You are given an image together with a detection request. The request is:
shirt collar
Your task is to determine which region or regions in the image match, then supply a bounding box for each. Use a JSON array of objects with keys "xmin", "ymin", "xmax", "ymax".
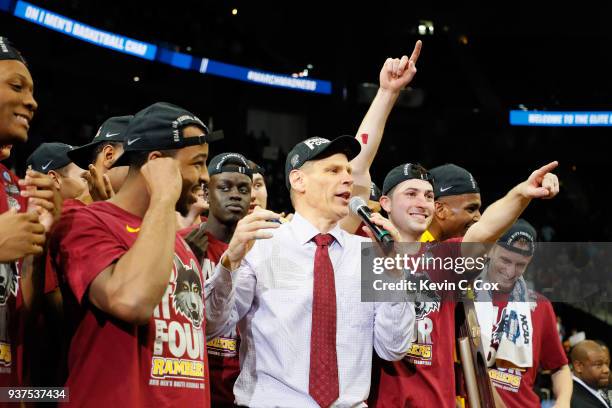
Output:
[{"xmin": 290, "ymin": 212, "xmax": 345, "ymax": 248}]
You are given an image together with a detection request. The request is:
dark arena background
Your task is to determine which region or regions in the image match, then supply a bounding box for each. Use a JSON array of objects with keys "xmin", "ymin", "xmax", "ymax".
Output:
[{"xmin": 1, "ymin": 0, "xmax": 611, "ymax": 405}]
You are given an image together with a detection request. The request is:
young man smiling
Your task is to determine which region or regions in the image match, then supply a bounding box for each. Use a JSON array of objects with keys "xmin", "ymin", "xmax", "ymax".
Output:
[
  {"xmin": 370, "ymin": 161, "xmax": 560, "ymax": 407},
  {"xmin": 0, "ymin": 36, "xmax": 62, "ymax": 391},
  {"xmin": 51, "ymin": 102, "xmax": 227, "ymax": 406},
  {"xmin": 474, "ymin": 219, "xmax": 571, "ymax": 408},
  {"xmin": 421, "ymin": 164, "xmax": 482, "ymax": 243}
]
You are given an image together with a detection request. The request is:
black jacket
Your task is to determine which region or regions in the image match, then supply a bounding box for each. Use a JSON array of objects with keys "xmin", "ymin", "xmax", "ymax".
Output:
[{"xmin": 571, "ymin": 378, "xmax": 609, "ymax": 408}]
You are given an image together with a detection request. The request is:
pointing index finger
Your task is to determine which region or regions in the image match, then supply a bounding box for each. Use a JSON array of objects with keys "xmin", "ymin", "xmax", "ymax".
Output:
[
  {"xmin": 409, "ymin": 40, "xmax": 422, "ymax": 64},
  {"xmin": 533, "ymin": 161, "xmax": 559, "ymax": 177}
]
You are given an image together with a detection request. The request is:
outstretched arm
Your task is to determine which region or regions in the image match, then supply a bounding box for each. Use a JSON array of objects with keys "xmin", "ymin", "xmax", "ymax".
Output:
[
  {"xmin": 342, "ymin": 41, "xmax": 422, "ymax": 233},
  {"xmin": 464, "ymin": 161, "xmax": 559, "ymax": 244}
]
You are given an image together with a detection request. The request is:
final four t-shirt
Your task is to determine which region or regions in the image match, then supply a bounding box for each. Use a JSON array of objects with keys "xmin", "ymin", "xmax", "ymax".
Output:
[
  {"xmin": 201, "ymin": 233, "xmax": 238, "ymax": 407},
  {"xmin": 369, "ymin": 238, "xmax": 463, "ymax": 408},
  {"xmin": 52, "ymin": 201, "xmax": 210, "ymax": 406},
  {"xmin": 179, "ymin": 225, "xmax": 238, "ymax": 407},
  {"xmin": 489, "ymin": 296, "xmax": 567, "ymax": 408}
]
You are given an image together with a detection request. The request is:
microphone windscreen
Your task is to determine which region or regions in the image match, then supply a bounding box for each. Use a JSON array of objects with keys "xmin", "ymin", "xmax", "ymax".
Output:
[{"xmin": 349, "ymin": 196, "xmax": 368, "ymax": 215}]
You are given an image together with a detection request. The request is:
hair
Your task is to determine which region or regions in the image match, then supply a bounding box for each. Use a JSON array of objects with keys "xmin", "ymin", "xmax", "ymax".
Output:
[
  {"xmin": 247, "ymin": 160, "xmax": 259, "ymax": 173},
  {"xmin": 287, "ymin": 161, "xmax": 315, "ymax": 205},
  {"xmin": 90, "ymin": 141, "xmax": 123, "ymax": 165},
  {"xmin": 127, "ymin": 148, "xmax": 179, "ymax": 172},
  {"xmin": 51, "ymin": 165, "xmax": 71, "ymax": 178}
]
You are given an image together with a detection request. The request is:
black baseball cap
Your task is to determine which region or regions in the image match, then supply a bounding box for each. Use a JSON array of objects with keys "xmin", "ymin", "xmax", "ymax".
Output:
[
  {"xmin": 285, "ymin": 136, "xmax": 360, "ymax": 189},
  {"xmin": 112, "ymin": 102, "xmax": 223, "ymax": 168},
  {"xmin": 430, "ymin": 164, "xmax": 479, "ymax": 199},
  {"xmin": 26, "ymin": 142, "xmax": 75, "ymax": 173},
  {"xmin": 209, "ymin": 152, "xmax": 253, "ymax": 179},
  {"xmin": 498, "ymin": 219, "xmax": 537, "ymax": 256},
  {"xmin": 370, "ymin": 182, "xmax": 382, "ymax": 202},
  {"xmin": 0, "ymin": 36, "xmax": 26, "ymax": 64},
  {"xmin": 67, "ymin": 115, "xmax": 133, "ymax": 169},
  {"xmin": 382, "ymin": 163, "xmax": 434, "ymax": 195}
]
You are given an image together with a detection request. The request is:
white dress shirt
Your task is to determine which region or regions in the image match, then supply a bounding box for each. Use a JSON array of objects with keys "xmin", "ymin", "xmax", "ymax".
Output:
[{"xmin": 206, "ymin": 212, "xmax": 415, "ymax": 408}]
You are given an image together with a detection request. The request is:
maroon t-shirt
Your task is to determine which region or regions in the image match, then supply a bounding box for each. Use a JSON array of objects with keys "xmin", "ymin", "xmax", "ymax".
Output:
[
  {"xmin": 62, "ymin": 198, "xmax": 86, "ymax": 212},
  {"xmin": 489, "ymin": 296, "xmax": 567, "ymax": 408},
  {"xmin": 52, "ymin": 201, "xmax": 210, "ymax": 406},
  {"xmin": 354, "ymin": 221, "xmax": 369, "ymax": 238},
  {"xmin": 369, "ymin": 238, "xmax": 463, "ymax": 408},
  {"xmin": 179, "ymin": 225, "xmax": 239, "ymax": 407},
  {"xmin": 0, "ymin": 164, "xmax": 27, "ymax": 392},
  {"xmin": 44, "ymin": 199, "xmax": 87, "ymax": 294}
]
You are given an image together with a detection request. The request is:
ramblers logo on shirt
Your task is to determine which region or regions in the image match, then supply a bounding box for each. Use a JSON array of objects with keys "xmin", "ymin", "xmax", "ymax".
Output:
[
  {"xmin": 171, "ymin": 256, "xmax": 204, "ymax": 329},
  {"xmin": 0, "ymin": 263, "xmax": 18, "ymax": 306},
  {"xmin": 407, "ymin": 262, "xmax": 441, "ymax": 366},
  {"xmin": 407, "ymin": 298, "xmax": 439, "ymax": 365},
  {"xmin": 0, "ymin": 262, "xmax": 18, "ymax": 368},
  {"xmin": 413, "ymin": 269, "xmax": 441, "ymax": 321},
  {"xmin": 489, "ymin": 367, "xmax": 524, "ymax": 392},
  {"xmin": 150, "ymin": 255, "xmax": 206, "ymax": 388}
]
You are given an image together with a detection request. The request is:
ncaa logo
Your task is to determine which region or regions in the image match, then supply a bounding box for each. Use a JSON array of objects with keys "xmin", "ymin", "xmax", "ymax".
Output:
[{"xmin": 303, "ymin": 137, "xmax": 329, "ymax": 150}]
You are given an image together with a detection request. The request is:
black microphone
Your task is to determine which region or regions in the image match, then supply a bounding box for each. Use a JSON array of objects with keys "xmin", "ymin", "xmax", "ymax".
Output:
[{"xmin": 349, "ymin": 197, "xmax": 394, "ymax": 243}]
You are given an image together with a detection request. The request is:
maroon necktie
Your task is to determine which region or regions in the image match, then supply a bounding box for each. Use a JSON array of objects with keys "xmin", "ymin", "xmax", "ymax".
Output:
[{"xmin": 309, "ymin": 233, "xmax": 339, "ymax": 408}]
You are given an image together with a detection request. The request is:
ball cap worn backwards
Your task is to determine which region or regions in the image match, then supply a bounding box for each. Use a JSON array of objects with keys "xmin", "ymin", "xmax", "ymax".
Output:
[
  {"xmin": 0, "ymin": 36, "xmax": 26, "ymax": 63},
  {"xmin": 498, "ymin": 218, "xmax": 537, "ymax": 257},
  {"xmin": 112, "ymin": 102, "xmax": 223, "ymax": 168},
  {"xmin": 67, "ymin": 115, "xmax": 133, "ymax": 169},
  {"xmin": 208, "ymin": 152, "xmax": 253, "ymax": 179}
]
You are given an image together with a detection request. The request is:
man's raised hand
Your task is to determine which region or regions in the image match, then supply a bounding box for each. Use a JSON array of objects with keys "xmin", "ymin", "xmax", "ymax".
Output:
[
  {"xmin": 520, "ymin": 161, "xmax": 560, "ymax": 200},
  {"xmin": 82, "ymin": 164, "xmax": 114, "ymax": 202},
  {"xmin": 380, "ymin": 40, "xmax": 422, "ymax": 92},
  {"xmin": 19, "ymin": 169, "xmax": 62, "ymax": 232},
  {"xmin": 223, "ymin": 206, "xmax": 281, "ymax": 271},
  {"xmin": 140, "ymin": 157, "xmax": 182, "ymax": 205}
]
